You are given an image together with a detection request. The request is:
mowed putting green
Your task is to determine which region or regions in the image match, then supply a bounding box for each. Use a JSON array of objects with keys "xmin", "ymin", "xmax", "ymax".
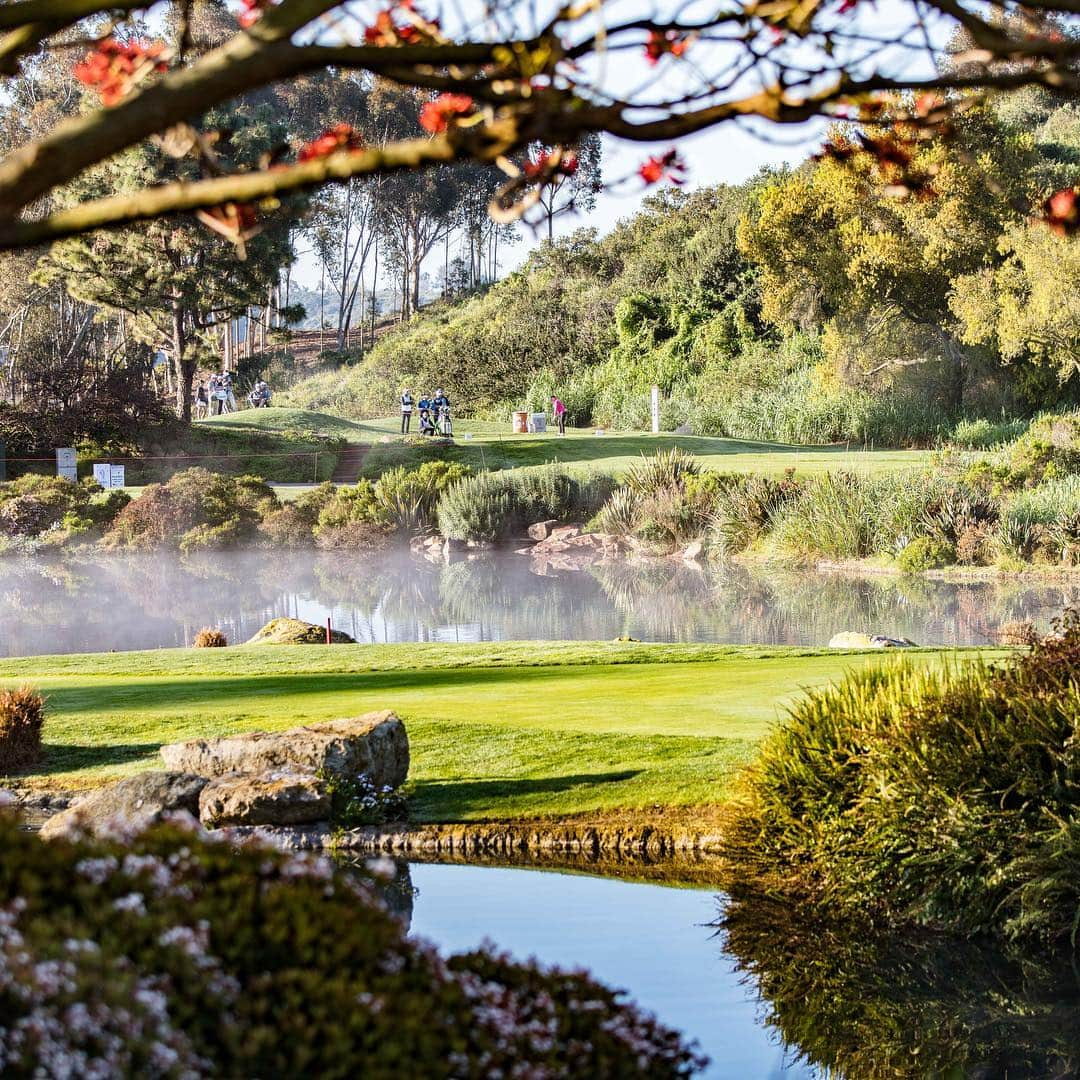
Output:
[{"xmin": 0, "ymin": 642, "xmax": 999, "ymax": 822}]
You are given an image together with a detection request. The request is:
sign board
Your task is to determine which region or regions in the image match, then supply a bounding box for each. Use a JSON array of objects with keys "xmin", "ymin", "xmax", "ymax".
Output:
[
  {"xmin": 56, "ymin": 447, "xmax": 77, "ymax": 482},
  {"xmin": 93, "ymin": 463, "xmax": 126, "ymax": 489},
  {"xmin": 650, "ymin": 385, "xmax": 660, "ymax": 435}
]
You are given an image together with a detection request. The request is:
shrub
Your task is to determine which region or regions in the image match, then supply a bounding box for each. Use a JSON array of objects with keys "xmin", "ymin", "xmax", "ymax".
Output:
[
  {"xmin": 178, "ymin": 517, "xmax": 244, "ymax": 555},
  {"xmin": 0, "ymin": 475, "xmax": 94, "ymax": 537},
  {"xmin": 767, "ymin": 471, "xmax": 949, "ymax": 561},
  {"xmin": 623, "ymin": 448, "xmax": 700, "ymax": 498},
  {"xmin": 708, "ymin": 473, "xmax": 802, "ymax": 555},
  {"xmin": 592, "ymin": 486, "xmax": 640, "ymax": 536},
  {"xmin": 0, "ymin": 813, "xmax": 705, "ymax": 1076},
  {"xmin": 896, "ymin": 536, "xmax": 956, "ymax": 573},
  {"xmin": 724, "ymin": 613, "xmax": 1080, "ymax": 945},
  {"xmin": 261, "ymin": 481, "xmax": 337, "ymax": 547},
  {"xmin": 996, "ymin": 477, "xmax": 1080, "ymax": 562},
  {"xmin": 373, "ymin": 460, "xmax": 471, "ymax": 534},
  {"xmin": 949, "ymin": 415, "xmax": 1029, "ymax": 449},
  {"xmin": 314, "ymin": 519, "xmax": 393, "ymax": 551},
  {"xmin": 437, "ymin": 466, "xmax": 611, "ymax": 542},
  {"xmin": 323, "ymin": 771, "xmax": 408, "ymax": 826},
  {"xmin": 0, "ymin": 685, "xmax": 45, "ymax": 772},
  {"xmin": 192, "ymin": 627, "xmax": 228, "ymax": 648},
  {"xmin": 105, "ymin": 468, "xmax": 280, "ymax": 550}
]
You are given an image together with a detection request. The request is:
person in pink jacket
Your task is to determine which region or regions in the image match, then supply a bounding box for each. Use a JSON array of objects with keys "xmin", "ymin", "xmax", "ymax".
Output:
[{"xmin": 551, "ymin": 395, "xmax": 567, "ymax": 436}]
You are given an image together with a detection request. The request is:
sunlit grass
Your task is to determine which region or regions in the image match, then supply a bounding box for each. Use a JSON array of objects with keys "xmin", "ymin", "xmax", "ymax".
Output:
[{"xmin": 0, "ymin": 641, "xmax": 999, "ymax": 821}]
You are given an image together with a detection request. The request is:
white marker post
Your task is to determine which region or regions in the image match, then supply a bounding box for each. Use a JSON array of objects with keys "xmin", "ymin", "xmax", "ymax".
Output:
[{"xmin": 650, "ymin": 385, "xmax": 660, "ymax": 435}]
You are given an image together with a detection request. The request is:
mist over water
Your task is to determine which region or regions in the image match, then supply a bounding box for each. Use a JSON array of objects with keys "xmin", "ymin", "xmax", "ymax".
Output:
[{"xmin": 1, "ymin": 548, "xmax": 1078, "ymax": 657}]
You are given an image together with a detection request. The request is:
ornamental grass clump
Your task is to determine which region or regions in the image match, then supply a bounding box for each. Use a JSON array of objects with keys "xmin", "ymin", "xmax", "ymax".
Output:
[
  {"xmin": 0, "ymin": 685, "xmax": 45, "ymax": 772},
  {"xmin": 725, "ymin": 611, "xmax": 1080, "ymax": 946},
  {"xmin": 0, "ymin": 811, "xmax": 705, "ymax": 1076},
  {"xmin": 192, "ymin": 627, "xmax": 227, "ymax": 648}
]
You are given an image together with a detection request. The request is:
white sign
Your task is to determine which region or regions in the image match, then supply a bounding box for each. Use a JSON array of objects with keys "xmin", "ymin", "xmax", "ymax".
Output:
[
  {"xmin": 650, "ymin": 385, "xmax": 660, "ymax": 435},
  {"xmin": 56, "ymin": 447, "xmax": 77, "ymax": 482},
  {"xmin": 93, "ymin": 463, "xmax": 126, "ymax": 489}
]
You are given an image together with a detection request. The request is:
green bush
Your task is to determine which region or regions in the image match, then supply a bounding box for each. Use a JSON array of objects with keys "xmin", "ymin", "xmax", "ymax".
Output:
[
  {"xmin": 373, "ymin": 460, "xmax": 471, "ymax": 534},
  {"xmin": 766, "ymin": 471, "xmax": 950, "ymax": 560},
  {"xmin": 437, "ymin": 466, "xmax": 611, "ymax": 542},
  {"xmin": 260, "ymin": 481, "xmax": 337, "ymax": 546},
  {"xmin": 0, "ymin": 475, "xmax": 97, "ymax": 537},
  {"xmin": 725, "ymin": 614, "xmax": 1080, "ymax": 945},
  {"xmin": 0, "ymin": 812, "xmax": 704, "ymax": 1076},
  {"xmin": 949, "ymin": 415, "xmax": 1029, "ymax": 449},
  {"xmin": 622, "ymin": 448, "xmax": 700, "ymax": 498},
  {"xmin": 105, "ymin": 469, "xmax": 279, "ymax": 551},
  {"xmin": 997, "ymin": 476, "xmax": 1080, "ymax": 562},
  {"xmin": 896, "ymin": 536, "xmax": 956, "ymax": 573},
  {"xmin": 708, "ymin": 473, "xmax": 802, "ymax": 555}
]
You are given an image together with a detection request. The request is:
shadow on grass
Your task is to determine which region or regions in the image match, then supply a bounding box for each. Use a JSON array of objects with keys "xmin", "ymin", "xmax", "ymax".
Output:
[
  {"xmin": 39, "ymin": 665, "xmax": 643, "ymax": 717},
  {"xmin": 409, "ymin": 770, "xmax": 640, "ymax": 818},
  {"xmin": 29, "ymin": 742, "xmax": 162, "ymax": 777}
]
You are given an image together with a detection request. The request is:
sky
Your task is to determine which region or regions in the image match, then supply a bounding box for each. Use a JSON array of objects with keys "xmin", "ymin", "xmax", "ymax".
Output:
[{"xmin": 292, "ymin": 117, "xmax": 825, "ymax": 287}]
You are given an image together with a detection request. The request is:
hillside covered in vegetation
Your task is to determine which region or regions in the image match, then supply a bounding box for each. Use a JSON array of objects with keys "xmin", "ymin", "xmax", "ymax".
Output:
[{"xmin": 285, "ymin": 89, "xmax": 1080, "ymax": 446}]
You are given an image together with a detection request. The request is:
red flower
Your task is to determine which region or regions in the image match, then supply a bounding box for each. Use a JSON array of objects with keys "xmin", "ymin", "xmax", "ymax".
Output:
[
  {"xmin": 639, "ymin": 149, "xmax": 687, "ymax": 186},
  {"xmin": 364, "ymin": 7, "xmax": 420, "ymax": 45},
  {"xmin": 418, "ymin": 93, "xmax": 475, "ymax": 134},
  {"xmin": 1044, "ymin": 187, "xmax": 1080, "ymax": 236},
  {"xmin": 298, "ymin": 124, "xmax": 366, "ymax": 162},
  {"xmin": 73, "ymin": 38, "xmax": 167, "ymax": 106},
  {"xmin": 524, "ymin": 148, "xmax": 579, "ymax": 181},
  {"xmin": 644, "ymin": 30, "xmax": 690, "ymax": 65},
  {"xmin": 237, "ymin": 0, "xmax": 277, "ymax": 27}
]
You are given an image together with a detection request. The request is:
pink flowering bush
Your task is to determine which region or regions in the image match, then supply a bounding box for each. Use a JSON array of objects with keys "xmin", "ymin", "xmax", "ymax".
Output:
[{"xmin": 0, "ymin": 811, "xmax": 705, "ymax": 1076}]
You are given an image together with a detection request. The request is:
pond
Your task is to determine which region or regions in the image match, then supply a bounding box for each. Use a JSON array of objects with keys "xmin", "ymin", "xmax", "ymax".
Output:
[
  {"xmin": 1, "ymin": 547, "xmax": 1078, "ymax": 656},
  {"xmin": 398, "ymin": 861, "xmax": 1080, "ymax": 1079},
  {"xmin": 403, "ymin": 862, "xmax": 814, "ymax": 1078}
]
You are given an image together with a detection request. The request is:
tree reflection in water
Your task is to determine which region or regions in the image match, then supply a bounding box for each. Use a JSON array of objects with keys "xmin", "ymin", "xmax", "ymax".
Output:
[
  {"xmin": 2, "ymin": 548, "xmax": 1080, "ymax": 656},
  {"xmin": 718, "ymin": 894, "xmax": 1080, "ymax": 1079}
]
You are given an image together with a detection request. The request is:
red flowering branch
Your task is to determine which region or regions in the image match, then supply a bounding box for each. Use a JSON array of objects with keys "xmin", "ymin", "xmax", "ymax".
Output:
[{"xmin": 73, "ymin": 37, "xmax": 168, "ymax": 106}]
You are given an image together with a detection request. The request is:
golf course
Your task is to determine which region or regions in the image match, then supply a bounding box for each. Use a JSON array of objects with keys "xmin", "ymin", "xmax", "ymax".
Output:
[{"xmin": 2, "ymin": 640, "xmax": 998, "ymax": 823}]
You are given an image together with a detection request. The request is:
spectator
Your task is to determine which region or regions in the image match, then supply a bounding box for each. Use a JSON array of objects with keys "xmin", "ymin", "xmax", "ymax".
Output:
[
  {"xmin": 194, "ymin": 380, "xmax": 209, "ymax": 419},
  {"xmin": 400, "ymin": 388, "xmax": 414, "ymax": 434}
]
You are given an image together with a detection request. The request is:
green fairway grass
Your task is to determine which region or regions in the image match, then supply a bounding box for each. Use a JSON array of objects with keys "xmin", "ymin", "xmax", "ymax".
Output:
[
  {"xmin": 198, "ymin": 407, "xmax": 936, "ymax": 479},
  {"xmin": 0, "ymin": 642, "xmax": 998, "ymax": 821}
]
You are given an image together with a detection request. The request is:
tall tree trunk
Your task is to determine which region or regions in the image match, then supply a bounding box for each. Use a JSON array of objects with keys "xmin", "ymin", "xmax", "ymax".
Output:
[{"xmin": 171, "ymin": 303, "xmax": 193, "ymax": 423}]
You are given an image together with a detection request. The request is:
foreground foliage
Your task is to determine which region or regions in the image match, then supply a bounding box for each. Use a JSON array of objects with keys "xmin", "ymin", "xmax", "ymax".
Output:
[
  {"xmin": 0, "ymin": 810, "xmax": 704, "ymax": 1076},
  {"xmin": 725, "ymin": 613, "xmax": 1080, "ymax": 944}
]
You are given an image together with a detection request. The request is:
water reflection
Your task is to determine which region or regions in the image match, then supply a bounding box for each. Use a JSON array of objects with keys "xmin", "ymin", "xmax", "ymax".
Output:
[
  {"xmin": 719, "ymin": 894, "xmax": 1080, "ymax": 1078},
  {"xmin": 0, "ymin": 548, "xmax": 1078, "ymax": 656}
]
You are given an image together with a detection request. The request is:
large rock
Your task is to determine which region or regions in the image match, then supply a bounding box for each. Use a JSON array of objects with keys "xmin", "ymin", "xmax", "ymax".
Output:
[
  {"xmin": 161, "ymin": 710, "xmax": 409, "ymax": 789},
  {"xmin": 198, "ymin": 769, "xmax": 331, "ymax": 827},
  {"xmin": 829, "ymin": 631, "xmax": 917, "ymax": 649},
  {"xmin": 527, "ymin": 519, "xmax": 560, "ymax": 541},
  {"xmin": 246, "ymin": 617, "xmax": 356, "ymax": 645},
  {"xmin": 39, "ymin": 771, "xmax": 207, "ymax": 839}
]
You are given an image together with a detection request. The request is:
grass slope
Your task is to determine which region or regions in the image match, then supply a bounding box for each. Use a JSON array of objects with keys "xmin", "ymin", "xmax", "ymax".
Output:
[
  {"xmin": 0, "ymin": 642, "xmax": 996, "ymax": 821},
  {"xmin": 199, "ymin": 408, "xmax": 935, "ymax": 479}
]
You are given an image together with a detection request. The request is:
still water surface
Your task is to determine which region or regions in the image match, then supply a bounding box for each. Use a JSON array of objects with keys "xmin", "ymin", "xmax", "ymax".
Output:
[
  {"xmin": 405, "ymin": 862, "xmax": 813, "ymax": 1079},
  {"xmin": 2, "ymin": 548, "xmax": 1078, "ymax": 656},
  {"xmin": 402, "ymin": 862, "xmax": 1080, "ymax": 1079}
]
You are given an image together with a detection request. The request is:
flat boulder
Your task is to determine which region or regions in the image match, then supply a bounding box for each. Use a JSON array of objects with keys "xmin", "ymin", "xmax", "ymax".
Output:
[
  {"xmin": 198, "ymin": 769, "xmax": 331, "ymax": 827},
  {"xmin": 246, "ymin": 617, "xmax": 355, "ymax": 645},
  {"xmin": 829, "ymin": 631, "xmax": 917, "ymax": 649},
  {"xmin": 160, "ymin": 710, "xmax": 409, "ymax": 790},
  {"xmin": 39, "ymin": 771, "xmax": 207, "ymax": 839}
]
